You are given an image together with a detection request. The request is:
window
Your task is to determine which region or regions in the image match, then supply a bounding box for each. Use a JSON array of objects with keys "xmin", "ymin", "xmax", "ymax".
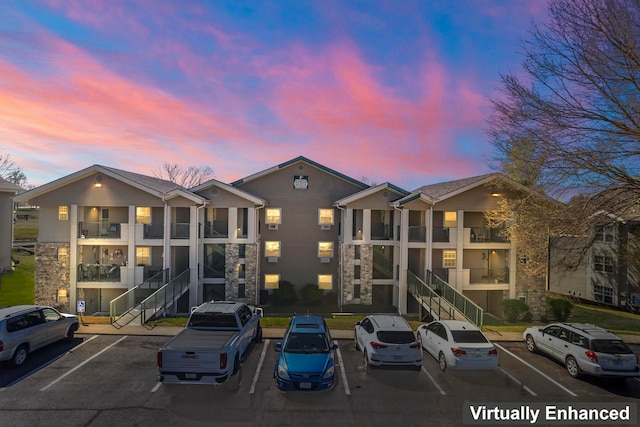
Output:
[
  {"xmin": 58, "ymin": 247, "xmax": 68, "ymax": 262},
  {"xmin": 318, "ymin": 274, "xmax": 332, "ymax": 290},
  {"xmin": 593, "ymin": 255, "xmax": 615, "ymax": 273},
  {"xmin": 136, "ymin": 247, "xmax": 151, "ymax": 265},
  {"xmin": 595, "ymin": 224, "xmax": 615, "ymax": 242},
  {"xmin": 354, "ymin": 284, "xmax": 361, "ymax": 299},
  {"xmin": 266, "ymin": 208, "xmax": 281, "ymax": 224},
  {"xmin": 136, "ymin": 207, "xmax": 151, "ymax": 224},
  {"xmin": 444, "ymin": 211, "xmax": 457, "ymax": 228},
  {"xmin": 318, "ymin": 209, "xmax": 334, "ymax": 225},
  {"xmin": 58, "ymin": 206, "xmax": 69, "ymax": 221},
  {"xmin": 594, "ymin": 285, "xmax": 614, "ymax": 304},
  {"xmin": 318, "ymin": 242, "xmax": 333, "ymax": 258},
  {"xmin": 265, "ymin": 241, "xmax": 281, "ymax": 257},
  {"xmin": 265, "ymin": 274, "xmax": 280, "ymax": 289},
  {"xmin": 443, "ymin": 250, "xmax": 456, "ymax": 268}
]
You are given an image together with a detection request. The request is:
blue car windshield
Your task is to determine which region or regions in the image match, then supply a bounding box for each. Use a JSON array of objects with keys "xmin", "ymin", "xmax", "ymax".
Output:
[{"xmin": 284, "ymin": 332, "xmax": 330, "ymax": 353}]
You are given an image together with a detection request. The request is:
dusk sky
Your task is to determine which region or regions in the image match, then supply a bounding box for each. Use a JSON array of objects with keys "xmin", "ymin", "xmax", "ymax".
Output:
[{"xmin": 1, "ymin": 0, "xmax": 549, "ymax": 190}]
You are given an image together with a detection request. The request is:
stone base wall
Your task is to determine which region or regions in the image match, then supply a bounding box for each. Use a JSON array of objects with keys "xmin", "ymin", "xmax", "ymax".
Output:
[
  {"xmin": 225, "ymin": 243, "xmax": 240, "ymax": 300},
  {"xmin": 223, "ymin": 243, "xmax": 258, "ymax": 305},
  {"xmin": 341, "ymin": 244, "xmax": 373, "ymax": 305},
  {"xmin": 244, "ymin": 244, "xmax": 258, "ymax": 305},
  {"xmin": 35, "ymin": 242, "xmax": 70, "ymax": 312},
  {"xmin": 515, "ymin": 263, "xmax": 547, "ymax": 320}
]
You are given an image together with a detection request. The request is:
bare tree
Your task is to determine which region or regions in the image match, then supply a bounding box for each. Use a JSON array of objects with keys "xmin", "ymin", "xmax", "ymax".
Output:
[
  {"xmin": 0, "ymin": 153, "xmax": 30, "ymax": 189},
  {"xmin": 487, "ymin": 0, "xmax": 640, "ymax": 263},
  {"xmin": 153, "ymin": 162, "xmax": 214, "ymax": 188},
  {"xmin": 489, "ymin": 0, "xmax": 640, "ymax": 208}
]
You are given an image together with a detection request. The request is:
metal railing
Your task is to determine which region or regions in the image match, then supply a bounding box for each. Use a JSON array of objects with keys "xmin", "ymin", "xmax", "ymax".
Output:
[
  {"xmin": 407, "ymin": 270, "xmax": 483, "ymax": 327},
  {"xmin": 109, "ymin": 269, "xmax": 169, "ymax": 325},
  {"xmin": 140, "ymin": 269, "xmax": 190, "ymax": 324}
]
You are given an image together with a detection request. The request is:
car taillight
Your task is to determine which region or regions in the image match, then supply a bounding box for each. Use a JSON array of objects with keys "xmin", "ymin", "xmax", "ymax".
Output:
[
  {"xmin": 488, "ymin": 348, "xmax": 498, "ymax": 357},
  {"xmin": 157, "ymin": 352, "xmax": 162, "ymax": 368},
  {"xmin": 220, "ymin": 352, "xmax": 227, "ymax": 369},
  {"xmin": 451, "ymin": 348, "xmax": 467, "ymax": 356},
  {"xmin": 370, "ymin": 341, "xmax": 388, "ymax": 349},
  {"xmin": 585, "ymin": 350, "xmax": 598, "ymax": 363},
  {"xmin": 409, "ymin": 342, "xmax": 421, "ymax": 349}
]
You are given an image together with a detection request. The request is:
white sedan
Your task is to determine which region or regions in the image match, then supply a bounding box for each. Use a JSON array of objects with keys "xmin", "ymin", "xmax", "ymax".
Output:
[{"xmin": 416, "ymin": 320, "xmax": 498, "ymax": 371}]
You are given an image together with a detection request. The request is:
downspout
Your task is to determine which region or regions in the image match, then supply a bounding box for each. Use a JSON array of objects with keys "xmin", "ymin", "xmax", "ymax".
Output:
[
  {"xmin": 336, "ymin": 205, "xmax": 346, "ymax": 312},
  {"xmin": 255, "ymin": 202, "xmax": 265, "ymax": 306},
  {"xmin": 196, "ymin": 201, "xmax": 208, "ymax": 305}
]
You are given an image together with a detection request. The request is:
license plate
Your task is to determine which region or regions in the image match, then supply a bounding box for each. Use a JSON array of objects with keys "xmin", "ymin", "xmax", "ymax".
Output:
[
  {"xmin": 185, "ymin": 373, "xmax": 197, "ymax": 379},
  {"xmin": 299, "ymin": 382, "xmax": 311, "ymax": 389},
  {"xmin": 393, "ymin": 355, "xmax": 403, "ymax": 361},
  {"xmin": 613, "ymin": 359, "xmax": 622, "ymax": 365}
]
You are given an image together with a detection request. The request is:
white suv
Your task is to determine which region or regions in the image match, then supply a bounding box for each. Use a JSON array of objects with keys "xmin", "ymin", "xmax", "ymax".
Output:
[
  {"xmin": 0, "ymin": 305, "xmax": 79, "ymax": 367},
  {"xmin": 354, "ymin": 314, "xmax": 422, "ymax": 370},
  {"xmin": 523, "ymin": 322, "xmax": 640, "ymax": 380}
]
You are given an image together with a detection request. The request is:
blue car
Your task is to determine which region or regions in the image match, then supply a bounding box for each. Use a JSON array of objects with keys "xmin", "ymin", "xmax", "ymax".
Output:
[{"xmin": 274, "ymin": 315, "xmax": 338, "ymax": 391}]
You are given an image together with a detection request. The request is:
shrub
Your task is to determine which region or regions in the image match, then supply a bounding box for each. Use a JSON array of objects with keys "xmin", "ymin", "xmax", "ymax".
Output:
[
  {"xmin": 502, "ymin": 299, "xmax": 530, "ymax": 323},
  {"xmin": 300, "ymin": 283, "xmax": 324, "ymax": 305},
  {"xmin": 271, "ymin": 281, "xmax": 297, "ymax": 306},
  {"xmin": 548, "ymin": 298, "xmax": 573, "ymax": 321}
]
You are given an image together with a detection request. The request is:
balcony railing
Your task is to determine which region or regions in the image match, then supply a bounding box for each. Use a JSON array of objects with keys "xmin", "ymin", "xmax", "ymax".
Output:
[
  {"xmin": 469, "ymin": 227, "xmax": 508, "ymax": 243},
  {"xmin": 432, "ymin": 227, "xmax": 450, "ymax": 243},
  {"xmin": 77, "ymin": 263, "xmax": 122, "ymax": 282},
  {"xmin": 78, "ymin": 222, "xmax": 121, "ymax": 239},
  {"xmin": 203, "ymin": 221, "xmax": 229, "ymax": 238},
  {"xmin": 143, "ymin": 223, "xmax": 163, "ymax": 239},
  {"xmin": 371, "ymin": 223, "xmax": 393, "ymax": 240},
  {"xmin": 408, "ymin": 226, "xmax": 426, "ymax": 242},
  {"xmin": 171, "ymin": 223, "xmax": 190, "ymax": 239},
  {"xmin": 468, "ymin": 267, "xmax": 509, "ymax": 284}
]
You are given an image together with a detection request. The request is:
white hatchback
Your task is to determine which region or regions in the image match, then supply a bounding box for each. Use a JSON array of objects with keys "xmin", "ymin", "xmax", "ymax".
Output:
[
  {"xmin": 354, "ymin": 315, "xmax": 422, "ymax": 370},
  {"xmin": 416, "ymin": 320, "xmax": 498, "ymax": 371}
]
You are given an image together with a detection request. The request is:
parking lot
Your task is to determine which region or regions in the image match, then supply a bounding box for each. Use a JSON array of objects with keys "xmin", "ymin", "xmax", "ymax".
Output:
[{"xmin": 0, "ymin": 333, "xmax": 638, "ymax": 426}]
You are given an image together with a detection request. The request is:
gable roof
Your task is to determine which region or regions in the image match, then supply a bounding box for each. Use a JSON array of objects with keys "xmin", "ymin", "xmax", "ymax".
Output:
[
  {"xmin": 0, "ymin": 177, "xmax": 22, "ymax": 193},
  {"xmin": 190, "ymin": 177, "xmax": 267, "ymax": 205},
  {"xmin": 13, "ymin": 165, "xmax": 206, "ymax": 204},
  {"xmin": 403, "ymin": 173, "xmax": 543, "ymax": 204},
  {"xmin": 230, "ymin": 156, "xmax": 370, "ymax": 189},
  {"xmin": 334, "ymin": 182, "xmax": 409, "ymax": 206}
]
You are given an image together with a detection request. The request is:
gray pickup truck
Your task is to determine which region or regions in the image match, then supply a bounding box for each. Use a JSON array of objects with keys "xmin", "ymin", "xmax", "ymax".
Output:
[{"xmin": 157, "ymin": 301, "xmax": 262, "ymax": 384}]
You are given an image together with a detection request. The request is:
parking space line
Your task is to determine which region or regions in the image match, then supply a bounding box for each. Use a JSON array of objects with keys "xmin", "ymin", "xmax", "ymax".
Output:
[
  {"xmin": 69, "ymin": 335, "xmax": 99, "ymax": 352},
  {"xmin": 421, "ymin": 367, "xmax": 446, "ymax": 395},
  {"xmin": 495, "ymin": 343, "xmax": 577, "ymax": 397},
  {"xmin": 40, "ymin": 336, "xmax": 128, "ymax": 392},
  {"xmin": 498, "ymin": 367, "xmax": 537, "ymax": 396},
  {"xmin": 334, "ymin": 340, "xmax": 350, "ymax": 396},
  {"xmin": 249, "ymin": 339, "xmax": 270, "ymax": 395}
]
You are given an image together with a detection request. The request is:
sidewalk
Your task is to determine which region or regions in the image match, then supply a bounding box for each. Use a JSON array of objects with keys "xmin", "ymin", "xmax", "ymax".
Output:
[{"xmin": 76, "ymin": 323, "xmax": 530, "ymax": 342}]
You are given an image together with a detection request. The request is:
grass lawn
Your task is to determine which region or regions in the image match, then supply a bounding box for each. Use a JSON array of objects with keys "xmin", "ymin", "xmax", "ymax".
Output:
[{"xmin": 0, "ymin": 251, "xmax": 35, "ymax": 306}]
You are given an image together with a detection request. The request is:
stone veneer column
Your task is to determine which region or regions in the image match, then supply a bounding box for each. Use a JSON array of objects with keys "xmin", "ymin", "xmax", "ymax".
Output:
[
  {"xmin": 341, "ymin": 244, "xmax": 355, "ymax": 303},
  {"xmin": 225, "ymin": 243, "xmax": 240, "ymax": 300},
  {"xmin": 244, "ymin": 244, "xmax": 258, "ymax": 305},
  {"xmin": 34, "ymin": 243, "xmax": 71, "ymax": 312},
  {"xmin": 360, "ymin": 244, "xmax": 373, "ymax": 304},
  {"xmin": 514, "ymin": 263, "xmax": 547, "ymax": 320}
]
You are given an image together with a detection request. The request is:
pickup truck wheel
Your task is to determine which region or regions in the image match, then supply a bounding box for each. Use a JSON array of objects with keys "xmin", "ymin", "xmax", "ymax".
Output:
[{"xmin": 253, "ymin": 327, "xmax": 262, "ymax": 344}]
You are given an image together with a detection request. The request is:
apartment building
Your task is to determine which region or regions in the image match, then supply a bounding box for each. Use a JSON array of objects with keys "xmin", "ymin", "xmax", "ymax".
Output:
[{"xmin": 14, "ymin": 156, "xmax": 546, "ymax": 318}]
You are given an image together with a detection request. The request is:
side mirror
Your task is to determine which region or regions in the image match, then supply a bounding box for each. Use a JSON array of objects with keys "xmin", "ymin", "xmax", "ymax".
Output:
[
  {"xmin": 331, "ymin": 343, "xmax": 338, "ymax": 350},
  {"xmin": 355, "ymin": 321, "xmax": 361, "ymax": 326},
  {"xmin": 255, "ymin": 307, "xmax": 264, "ymax": 318},
  {"xmin": 275, "ymin": 342, "xmax": 282, "ymax": 351}
]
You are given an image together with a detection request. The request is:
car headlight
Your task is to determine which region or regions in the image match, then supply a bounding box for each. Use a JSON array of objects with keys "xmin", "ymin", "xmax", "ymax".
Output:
[
  {"xmin": 277, "ymin": 361, "xmax": 289, "ymax": 380},
  {"xmin": 323, "ymin": 364, "xmax": 334, "ymax": 379}
]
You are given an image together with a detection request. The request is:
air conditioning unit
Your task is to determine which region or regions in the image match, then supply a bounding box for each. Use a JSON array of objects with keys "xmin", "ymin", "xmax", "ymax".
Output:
[
  {"xmin": 320, "ymin": 224, "xmax": 331, "ymax": 230},
  {"xmin": 267, "ymin": 224, "xmax": 278, "ymax": 230},
  {"xmin": 320, "ymin": 257, "xmax": 330, "ymax": 263},
  {"xmin": 267, "ymin": 257, "xmax": 278, "ymax": 263}
]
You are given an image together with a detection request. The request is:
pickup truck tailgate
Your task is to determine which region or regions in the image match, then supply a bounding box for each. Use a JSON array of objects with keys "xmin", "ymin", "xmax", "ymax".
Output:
[{"xmin": 160, "ymin": 329, "xmax": 237, "ymax": 370}]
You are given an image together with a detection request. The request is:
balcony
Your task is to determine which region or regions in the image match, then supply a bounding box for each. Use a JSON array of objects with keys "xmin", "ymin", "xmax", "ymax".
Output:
[
  {"xmin": 432, "ymin": 227, "xmax": 450, "ymax": 243},
  {"xmin": 468, "ymin": 267, "xmax": 509, "ymax": 284},
  {"xmin": 203, "ymin": 221, "xmax": 229, "ymax": 238},
  {"xmin": 77, "ymin": 263, "xmax": 122, "ymax": 282},
  {"xmin": 468, "ymin": 227, "xmax": 508, "ymax": 243},
  {"xmin": 143, "ymin": 223, "xmax": 164, "ymax": 239},
  {"xmin": 78, "ymin": 222, "xmax": 122, "ymax": 239},
  {"xmin": 408, "ymin": 226, "xmax": 426, "ymax": 242},
  {"xmin": 171, "ymin": 223, "xmax": 190, "ymax": 239},
  {"xmin": 371, "ymin": 223, "xmax": 393, "ymax": 240}
]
